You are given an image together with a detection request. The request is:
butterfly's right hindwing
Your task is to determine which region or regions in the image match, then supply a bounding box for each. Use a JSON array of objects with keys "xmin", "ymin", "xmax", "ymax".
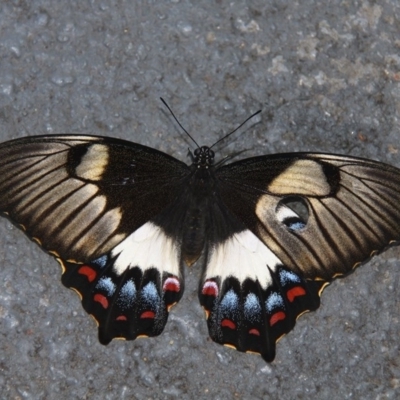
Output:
[{"xmin": 61, "ymin": 222, "xmax": 184, "ymax": 343}]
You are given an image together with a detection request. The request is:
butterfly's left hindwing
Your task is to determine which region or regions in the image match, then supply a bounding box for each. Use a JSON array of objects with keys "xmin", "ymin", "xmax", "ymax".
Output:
[{"xmin": 0, "ymin": 135, "xmax": 189, "ymax": 343}]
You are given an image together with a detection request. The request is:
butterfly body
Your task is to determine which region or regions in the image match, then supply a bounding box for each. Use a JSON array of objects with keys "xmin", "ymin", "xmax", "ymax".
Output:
[{"xmin": 0, "ymin": 134, "xmax": 399, "ymax": 362}]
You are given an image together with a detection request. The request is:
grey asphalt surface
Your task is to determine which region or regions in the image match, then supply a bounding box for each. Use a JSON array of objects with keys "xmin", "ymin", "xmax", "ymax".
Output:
[{"xmin": 0, "ymin": 1, "xmax": 399, "ymax": 399}]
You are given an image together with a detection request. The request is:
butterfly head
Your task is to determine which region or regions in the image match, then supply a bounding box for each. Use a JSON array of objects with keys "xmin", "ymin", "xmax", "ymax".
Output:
[{"xmin": 193, "ymin": 146, "xmax": 215, "ymax": 169}]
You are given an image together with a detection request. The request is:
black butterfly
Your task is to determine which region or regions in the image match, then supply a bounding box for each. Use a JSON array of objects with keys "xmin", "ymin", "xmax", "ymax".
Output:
[{"xmin": 0, "ymin": 132, "xmax": 399, "ymax": 362}]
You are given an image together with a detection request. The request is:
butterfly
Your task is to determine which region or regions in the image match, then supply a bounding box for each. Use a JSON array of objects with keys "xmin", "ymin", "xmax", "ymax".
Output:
[{"xmin": 0, "ymin": 129, "xmax": 399, "ymax": 363}]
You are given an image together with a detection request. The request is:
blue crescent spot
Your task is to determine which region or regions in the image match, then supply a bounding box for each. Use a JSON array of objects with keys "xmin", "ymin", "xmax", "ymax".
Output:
[
  {"xmin": 141, "ymin": 282, "xmax": 160, "ymax": 308},
  {"xmin": 220, "ymin": 290, "xmax": 239, "ymax": 314},
  {"xmin": 279, "ymin": 269, "xmax": 301, "ymax": 285},
  {"xmin": 117, "ymin": 280, "xmax": 137, "ymax": 309},
  {"xmin": 286, "ymin": 220, "xmax": 306, "ymax": 231},
  {"xmin": 265, "ymin": 292, "xmax": 285, "ymax": 312},
  {"xmin": 95, "ymin": 277, "xmax": 116, "ymax": 296},
  {"xmin": 244, "ymin": 293, "xmax": 262, "ymax": 322},
  {"xmin": 92, "ymin": 255, "xmax": 108, "ymax": 268}
]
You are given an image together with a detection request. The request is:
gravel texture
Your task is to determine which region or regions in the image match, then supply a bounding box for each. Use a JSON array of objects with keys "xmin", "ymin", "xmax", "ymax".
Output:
[{"xmin": 0, "ymin": 1, "xmax": 399, "ymax": 399}]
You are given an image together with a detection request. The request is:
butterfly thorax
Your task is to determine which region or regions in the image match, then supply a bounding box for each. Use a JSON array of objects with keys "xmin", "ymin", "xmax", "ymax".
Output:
[{"xmin": 192, "ymin": 146, "xmax": 215, "ymax": 169}]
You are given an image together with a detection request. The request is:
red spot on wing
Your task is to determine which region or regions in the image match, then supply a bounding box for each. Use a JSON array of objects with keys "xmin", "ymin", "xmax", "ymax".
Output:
[
  {"xmin": 93, "ymin": 294, "xmax": 109, "ymax": 309},
  {"xmin": 202, "ymin": 280, "xmax": 219, "ymax": 297},
  {"xmin": 221, "ymin": 319, "xmax": 236, "ymax": 330},
  {"xmin": 163, "ymin": 277, "xmax": 180, "ymax": 292},
  {"xmin": 270, "ymin": 311, "xmax": 286, "ymax": 326},
  {"xmin": 249, "ymin": 328, "xmax": 260, "ymax": 336},
  {"xmin": 116, "ymin": 315, "xmax": 127, "ymax": 321},
  {"xmin": 286, "ymin": 286, "xmax": 306, "ymax": 302},
  {"xmin": 78, "ymin": 265, "xmax": 97, "ymax": 282},
  {"xmin": 140, "ymin": 311, "xmax": 155, "ymax": 319}
]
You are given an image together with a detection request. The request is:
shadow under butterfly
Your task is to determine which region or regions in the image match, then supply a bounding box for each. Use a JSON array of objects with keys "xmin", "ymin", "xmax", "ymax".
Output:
[{"xmin": 0, "ymin": 108, "xmax": 399, "ymax": 363}]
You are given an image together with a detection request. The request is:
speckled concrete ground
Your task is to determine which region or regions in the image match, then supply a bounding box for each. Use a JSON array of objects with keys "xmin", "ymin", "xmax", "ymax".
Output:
[{"xmin": 0, "ymin": 1, "xmax": 399, "ymax": 399}]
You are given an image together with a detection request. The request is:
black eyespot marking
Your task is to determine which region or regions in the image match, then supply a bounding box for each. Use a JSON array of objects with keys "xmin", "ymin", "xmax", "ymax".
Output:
[{"xmin": 276, "ymin": 196, "xmax": 309, "ymax": 232}]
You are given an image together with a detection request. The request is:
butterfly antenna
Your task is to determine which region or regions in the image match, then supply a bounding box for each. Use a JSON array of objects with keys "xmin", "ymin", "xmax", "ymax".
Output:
[
  {"xmin": 160, "ymin": 97, "xmax": 200, "ymax": 148},
  {"xmin": 210, "ymin": 109, "xmax": 261, "ymax": 149}
]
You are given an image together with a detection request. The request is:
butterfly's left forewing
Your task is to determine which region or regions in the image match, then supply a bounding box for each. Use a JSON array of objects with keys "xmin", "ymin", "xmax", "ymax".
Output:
[
  {"xmin": 217, "ymin": 153, "xmax": 400, "ymax": 279},
  {"xmin": 0, "ymin": 135, "xmax": 189, "ymax": 342}
]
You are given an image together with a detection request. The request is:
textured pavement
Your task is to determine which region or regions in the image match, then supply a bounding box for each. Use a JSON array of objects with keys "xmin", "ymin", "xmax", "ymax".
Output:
[{"xmin": 0, "ymin": 1, "xmax": 399, "ymax": 399}]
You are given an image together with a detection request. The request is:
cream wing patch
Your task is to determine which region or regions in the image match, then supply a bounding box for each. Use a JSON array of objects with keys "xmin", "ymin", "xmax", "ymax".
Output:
[
  {"xmin": 111, "ymin": 222, "xmax": 181, "ymax": 277},
  {"xmin": 204, "ymin": 230, "xmax": 283, "ymax": 289},
  {"xmin": 75, "ymin": 144, "xmax": 109, "ymax": 181},
  {"xmin": 268, "ymin": 159, "xmax": 331, "ymax": 196}
]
